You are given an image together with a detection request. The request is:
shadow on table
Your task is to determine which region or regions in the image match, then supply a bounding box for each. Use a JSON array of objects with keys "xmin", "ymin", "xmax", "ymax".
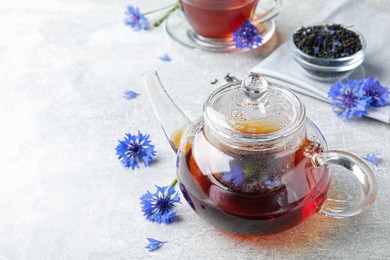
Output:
[{"xmin": 218, "ymin": 214, "xmax": 349, "ymax": 250}]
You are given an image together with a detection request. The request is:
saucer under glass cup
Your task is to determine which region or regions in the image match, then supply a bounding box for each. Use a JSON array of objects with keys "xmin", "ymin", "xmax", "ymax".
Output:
[{"xmin": 166, "ymin": 0, "xmax": 281, "ymax": 52}]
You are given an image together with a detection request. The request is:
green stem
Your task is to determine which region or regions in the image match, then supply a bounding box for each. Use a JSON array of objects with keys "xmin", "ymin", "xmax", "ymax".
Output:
[
  {"xmin": 143, "ymin": 3, "xmax": 178, "ymax": 15},
  {"xmin": 170, "ymin": 178, "xmax": 178, "ymax": 188},
  {"xmin": 153, "ymin": 2, "xmax": 180, "ymax": 27}
]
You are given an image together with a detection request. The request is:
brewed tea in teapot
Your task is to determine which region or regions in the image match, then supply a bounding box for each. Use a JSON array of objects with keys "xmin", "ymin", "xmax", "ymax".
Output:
[{"xmin": 144, "ymin": 72, "xmax": 377, "ymax": 236}]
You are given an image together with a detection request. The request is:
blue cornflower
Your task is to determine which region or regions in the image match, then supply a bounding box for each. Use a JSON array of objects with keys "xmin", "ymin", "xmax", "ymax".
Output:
[
  {"xmin": 363, "ymin": 77, "xmax": 389, "ymax": 107},
  {"xmin": 115, "ymin": 131, "xmax": 156, "ymax": 170},
  {"xmin": 328, "ymin": 79, "xmax": 372, "ymax": 118},
  {"xmin": 263, "ymin": 178, "xmax": 281, "ymax": 190},
  {"xmin": 125, "ymin": 6, "xmax": 148, "ymax": 31},
  {"xmin": 233, "ymin": 20, "xmax": 262, "ymax": 49},
  {"xmin": 362, "ymin": 152, "xmax": 379, "ymax": 166},
  {"xmin": 145, "ymin": 238, "xmax": 166, "ymax": 252},
  {"xmin": 140, "ymin": 185, "xmax": 180, "ymax": 223},
  {"xmin": 123, "ymin": 90, "xmax": 139, "ymax": 100},
  {"xmin": 159, "ymin": 53, "xmax": 171, "ymax": 62},
  {"xmin": 221, "ymin": 166, "xmax": 245, "ymax": 187}
]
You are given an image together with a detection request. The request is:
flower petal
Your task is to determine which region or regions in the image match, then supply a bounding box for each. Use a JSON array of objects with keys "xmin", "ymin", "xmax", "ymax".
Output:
[
  {"xmin": 362, "ymin": 152, "xmax": 379, "ymax": 166},
  {"xmin": 159, "ymin": 53, "xmax": 172, "ymax": 62},
  {"xmin": 123, "ymin": 90, "xmax": 139, "ymax": 100},
  {"xmin": 145, "ymin": 238, "xmax": 166, "ymax": 252},
  {"xmin": 363, "ymin": 77, "xmax": 389, "ymax": 107}
]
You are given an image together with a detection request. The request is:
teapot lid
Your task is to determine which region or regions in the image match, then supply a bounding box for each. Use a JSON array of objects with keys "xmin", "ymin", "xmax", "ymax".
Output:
[{"xmin": 204, "ymin": 73, "xmax": 306, "ymax": 143}]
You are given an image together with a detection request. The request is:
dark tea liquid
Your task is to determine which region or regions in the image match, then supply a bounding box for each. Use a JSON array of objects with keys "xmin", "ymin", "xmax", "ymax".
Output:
[
  {"xmin": 177, "ymin": 129, "xmax": 330, "ymax": 236},
  {"xmin": 180, "ymin": 0, "xmax": 259, "ymax": 39}
]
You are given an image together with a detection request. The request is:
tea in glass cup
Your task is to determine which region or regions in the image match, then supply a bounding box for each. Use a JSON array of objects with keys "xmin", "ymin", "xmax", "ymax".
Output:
[{"xmin": 180, "ymin": 0, "xmax": 281, "ymax": 39}]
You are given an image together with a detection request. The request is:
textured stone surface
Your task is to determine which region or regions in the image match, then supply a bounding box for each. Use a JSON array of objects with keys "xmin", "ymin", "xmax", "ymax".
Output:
[{"xmin": 0, "ymin": 0, "xmax": 389, "ymax": 259}]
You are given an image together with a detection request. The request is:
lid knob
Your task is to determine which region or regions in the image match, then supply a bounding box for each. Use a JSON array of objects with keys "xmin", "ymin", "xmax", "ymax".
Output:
[{"xmin": 242, "ymin": 73, "xmax": 268, "ymax": 101}]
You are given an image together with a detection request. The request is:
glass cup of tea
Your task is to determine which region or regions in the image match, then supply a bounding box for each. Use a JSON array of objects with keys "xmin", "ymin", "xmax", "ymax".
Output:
[{"xmin": 179, "ymin": 0, "xmax": 282, "ymax": 40}]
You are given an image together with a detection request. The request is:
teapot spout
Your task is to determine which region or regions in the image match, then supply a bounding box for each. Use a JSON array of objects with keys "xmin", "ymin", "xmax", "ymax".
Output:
[{"xmin": 143, "ymin": 71, "xmax": 191, "ymax": 152}]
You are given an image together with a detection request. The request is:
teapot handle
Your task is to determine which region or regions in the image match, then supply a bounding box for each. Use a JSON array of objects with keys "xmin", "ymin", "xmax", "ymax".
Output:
[{"xmin": 311, "ymin": 150, "xmax": 378, "ymax": 218}]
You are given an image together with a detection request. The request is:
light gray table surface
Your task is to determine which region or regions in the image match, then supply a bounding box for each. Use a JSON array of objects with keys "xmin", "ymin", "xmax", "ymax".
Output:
[{"xmin": 0, "ymin": 0, "xmax": 389, "ymax": 259}]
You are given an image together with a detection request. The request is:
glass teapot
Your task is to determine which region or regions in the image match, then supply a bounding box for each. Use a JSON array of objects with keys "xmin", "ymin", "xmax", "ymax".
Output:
[{"xmin": 143, "ymin": 72, "xmax": 378, "ymax": 236}]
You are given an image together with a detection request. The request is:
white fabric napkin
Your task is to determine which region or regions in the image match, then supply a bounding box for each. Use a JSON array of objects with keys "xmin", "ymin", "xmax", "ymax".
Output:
[{"xmin": 251, "ymin": 0, "xmax": 390, "ymax": 124}]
